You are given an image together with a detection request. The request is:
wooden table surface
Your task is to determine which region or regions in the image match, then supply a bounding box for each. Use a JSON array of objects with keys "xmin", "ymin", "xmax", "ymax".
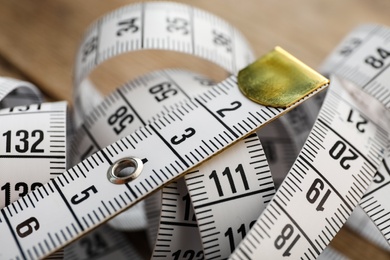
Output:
[{"xmin": 1, "ymin": 1, "xmax": 390, "ymax": 259}]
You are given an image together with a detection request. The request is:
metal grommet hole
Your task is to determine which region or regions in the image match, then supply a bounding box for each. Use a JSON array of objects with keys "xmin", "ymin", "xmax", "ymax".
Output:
[{"xmin": 107, "ymin": 157, "xmax": 143, "ymax": 184}]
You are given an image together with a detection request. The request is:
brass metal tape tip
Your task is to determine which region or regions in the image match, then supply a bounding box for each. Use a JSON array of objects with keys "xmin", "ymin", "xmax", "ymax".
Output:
[{"xmin": 238, "ymin": 46, "xmax": 329, "ymax": 108}]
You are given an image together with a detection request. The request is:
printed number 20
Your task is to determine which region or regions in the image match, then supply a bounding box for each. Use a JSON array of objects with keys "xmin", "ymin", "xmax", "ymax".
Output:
[{"xmin": 329, "ymin": 140, "xmax": 358, "ymax": 170}]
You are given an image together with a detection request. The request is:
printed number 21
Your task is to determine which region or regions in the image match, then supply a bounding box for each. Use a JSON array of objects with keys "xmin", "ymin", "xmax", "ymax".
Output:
[{"xmin": 347, "ymin": 109, "xmax": 367, "ymax": 133}]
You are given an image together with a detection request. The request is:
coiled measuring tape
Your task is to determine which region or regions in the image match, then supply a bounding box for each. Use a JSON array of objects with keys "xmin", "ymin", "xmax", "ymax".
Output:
[
  {"xmin": 0, "ymin": 52, "xmax": 327, "ymax": 260},
  {"xmin": 0, "ymin": 2, "xmax": 390, "ymax": 259},
  {"xmin": 71, "ymin": 3, "xmax": 327, "ymax": 259}
]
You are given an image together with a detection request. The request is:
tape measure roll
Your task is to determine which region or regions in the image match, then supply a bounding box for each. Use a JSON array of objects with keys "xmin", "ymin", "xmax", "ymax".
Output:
[{"xmin": 2, "ymin": 1, "xmax": 390, "ymax": 259}]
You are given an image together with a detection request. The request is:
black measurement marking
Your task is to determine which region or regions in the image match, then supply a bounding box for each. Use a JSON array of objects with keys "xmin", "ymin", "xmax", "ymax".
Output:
[
  {"xmin": 162, "ymin": 71, "xmax": 191, "ymax": 100},
  {"xmin": 160, "ymin": 221, "xmax": 198, "ymax": 227},
  {"xmin": 0, "ymin": 155, "xmax": 65, "ymax": 159},
  {"xmin": 299, "ymin": 155, "xmax": 353, "ymax": 212},
  {"xmin": 364, "ymin": 180, "xmax": 390, "ymax": 197},
  {"xmin": 100, "ymin": 150, "xmax": 112, "ymax": 165},
  {"xmin": 189, "ymin": 7, "xmax": 195, "ymax": 53},
  {"xmin": 81, "ymin": 124, "xmax": 102, "ymax": 150},
  {"xmin": 230, "ymin": 26, "xmax": 237, "ymax": 73},
  {"xmin": 274, "ymin": 200, "xmax": 319, "ymax": 255},
  {"xmin": 117, "ymin": 88, "xmax": 146, "ymax": 125},
  {"xmin": 238, "ymin": 247, "xmax": 252, "ymax": 259},
  {"xmin": 194, "ymin": 187, "xmax": 274, "ymax": 209},
  {"xmin": 0, "ymin": 110, "xmax": 64, "ymax": 117},
  {"xmin": 194, "ymin": 98, "xmax": 239, "ymax": 138},
  {"xmin": 0, "ymin": 210, "xmax": 26, "ymax": 260},
  {"xmin": 330, "ymin": 91, "xmax": 386, "ymax": 134},
  {"xmin": 140, "ymin": 2, "xmax": 145, "ymax": 48},
  {"xmin": 331, "ymin": 26, "xmax": 379, "ymax": 72},
  {"xmin": 363, "ymin": 61, "xmax": 390, "ymax": 88},
  {"xmin": 149, "ymin": 124, "xmax": 189, "ymax": 168},
  {"xmin": 94, "ymin": 20, "xmax": 102, "ymax": 65},
  {"xmin": 125, "ymin": 184, "xmax": 139, "ymax": 199},
  {"xmin": 52, "ymin": 179, "xmax": 84, "ymax": 232}
]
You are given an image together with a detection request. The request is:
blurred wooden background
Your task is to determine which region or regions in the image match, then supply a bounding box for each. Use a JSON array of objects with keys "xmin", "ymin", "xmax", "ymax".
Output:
[{"xmin": 0, "ymin": 0, "xmax": 390, "ymax": 259}]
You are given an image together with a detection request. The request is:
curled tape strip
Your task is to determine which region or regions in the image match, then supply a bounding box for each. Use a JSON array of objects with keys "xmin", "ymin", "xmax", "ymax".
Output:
[
  {"xmin": 230, "ymin": 76, "xmax": 387, "ymax": 259},
  {"xmin": 73, "ymin": 1, "xmax": 254, "ymax": 123},
  {"xmin": 0, "ymin": 78, "xmax": 42, "ymax": 108},
  {"xmin": 0, "ymin": 2, "xmax": 389, "ymax": 260}
]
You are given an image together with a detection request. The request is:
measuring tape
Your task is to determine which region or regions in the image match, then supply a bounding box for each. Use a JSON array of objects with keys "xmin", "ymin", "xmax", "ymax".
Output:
[
  {"xmin": 229, "ymin": 75, "xmax": 387, "ymax": 259},
  {"xmin": 0, "ymin": 78, "xmax": 42, "ymax": 107},
  {"xmin": 149, "ymin": 133, "xmax": 274, "ymax": 259},
  {"xmin": 1, "ymin": 2, "xmax": 390, "ymax": 259},
  {"xmin": 69, "ymin": 5, "xmax": 306, "ymax": 259},
  {"xmin": 320, "ymin": 24, "xmax": 390, "ymax": 247},
  {"xmin": 73, "ymin": 1, "xmax": 254, "ymax": 124},
  {"xmin": 69, "ymin": 3, "xmax": 324, "ymax": 259},
  {"xmin": 0, "ymin": 50, "xmax": 327, "ymax": 260},
  {"xmin": 70, "ymin": 66, "xmax": 299, "ymax": 259},
  {"xmin": 321, "ymin": 24, "xmax": 390, "ymax": 109},
  {"xmin": 0, "ymin": 77, "xmax": 67, "ymax": 210},
  {"xmin": 71, "ymin": 1, "xmax": 256, "ymax": 235},
  {"xmin": 63, "ymin": 223, "xmax": 143, "ymax": 260}
]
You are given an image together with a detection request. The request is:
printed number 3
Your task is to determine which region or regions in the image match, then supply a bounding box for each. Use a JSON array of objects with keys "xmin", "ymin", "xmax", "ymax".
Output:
[{"xmin": 171, "ymin": 128, "xmax": 196, "ymax": 145}]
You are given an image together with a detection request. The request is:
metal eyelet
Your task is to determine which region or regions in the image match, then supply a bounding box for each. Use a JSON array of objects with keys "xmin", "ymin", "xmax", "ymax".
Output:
[{"xmin": 107, "ymin": 157, "xmax": 143, "ymax": 184}]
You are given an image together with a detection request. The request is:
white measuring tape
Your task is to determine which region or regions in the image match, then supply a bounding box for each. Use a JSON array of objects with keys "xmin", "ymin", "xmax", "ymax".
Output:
[
  {"xmin": 0, "ymin": 78, "xmax": 67, "ymax": 210},
  {"xmin": 229, "ymin": 75, "xmax": 387, "ymax": 259},
  {"xmin": 69, "ymin": 4, "xmax": 306, "ymax": 259},
  {"xmin": 1, "ymin": 2, "xmax": 390, "ymax": 259},
  {"xmin": 0, "ymin": 78, "xmax": 42, "ymax": 109},
  {"xmin": 71, "ymin": 1, "xmax": 256, "ymax": 236}
]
